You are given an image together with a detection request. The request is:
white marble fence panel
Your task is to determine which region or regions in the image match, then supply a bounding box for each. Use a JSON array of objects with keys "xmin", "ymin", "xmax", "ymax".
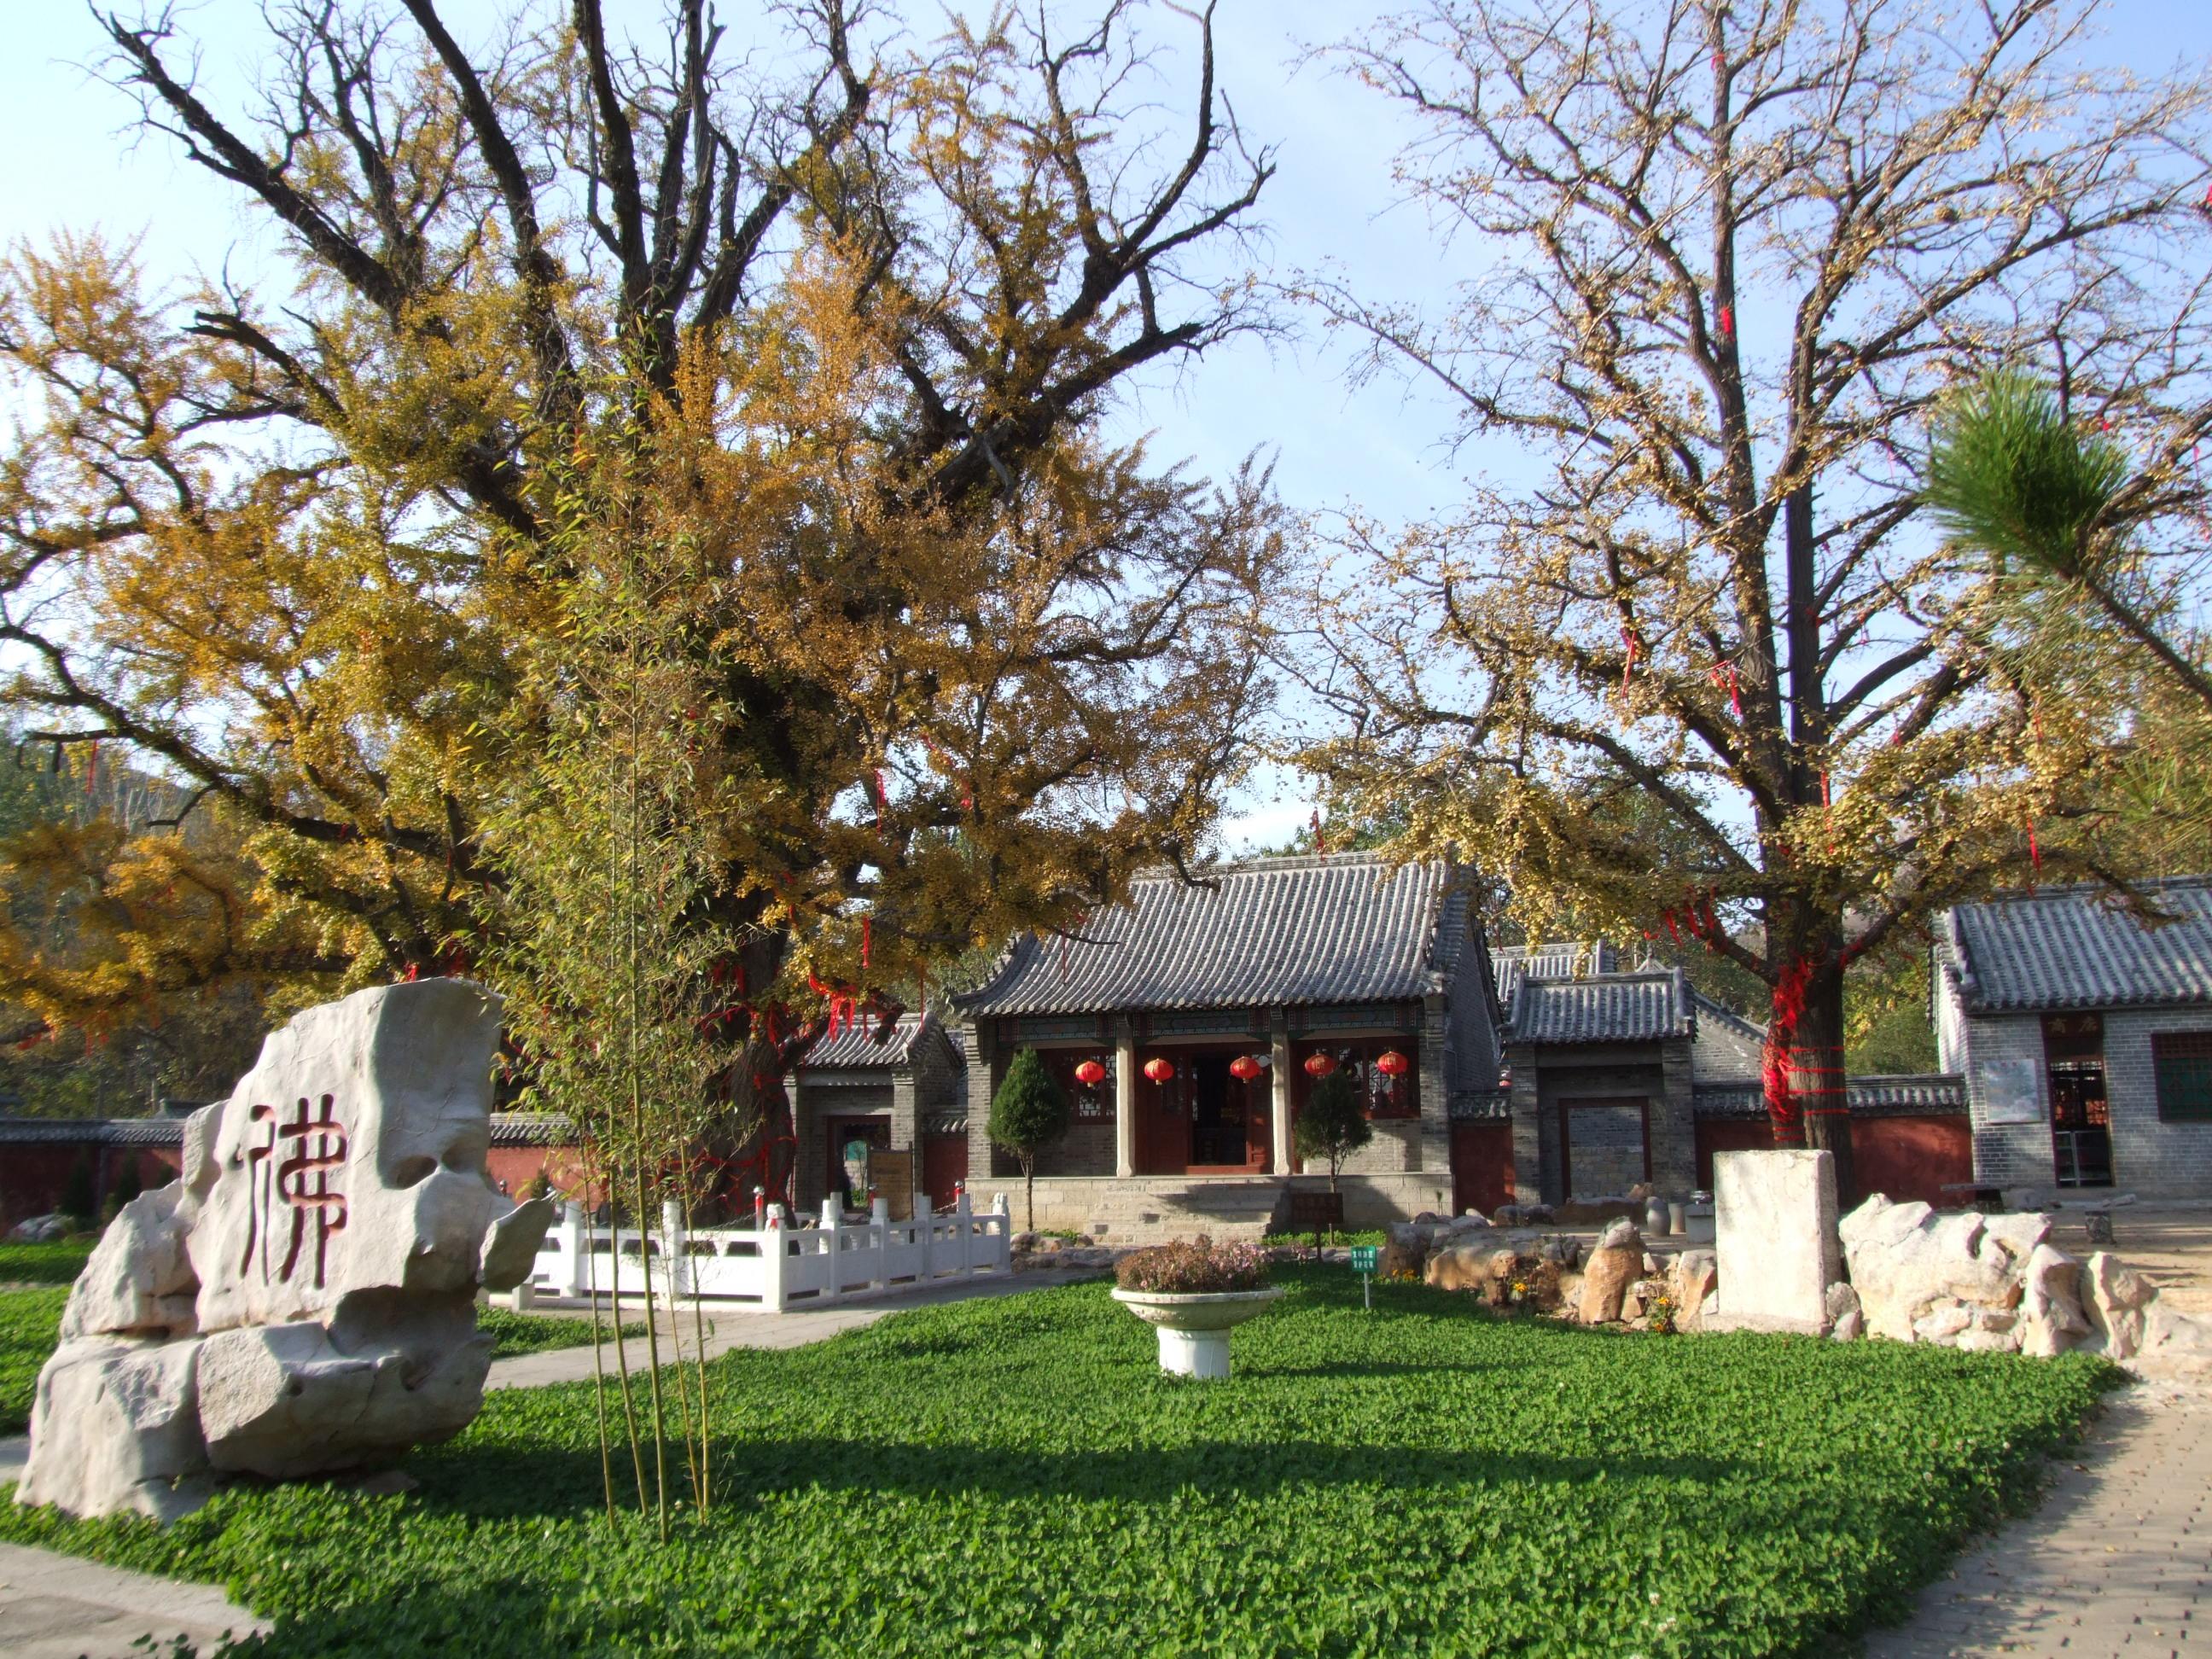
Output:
[{"xmin": 532, "ymin": 1191, "xmax": 1010, "ymax": 1311}]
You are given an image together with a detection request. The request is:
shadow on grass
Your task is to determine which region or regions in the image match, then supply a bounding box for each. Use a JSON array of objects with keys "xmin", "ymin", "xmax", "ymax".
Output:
[{"xmin": 404, "ymin": 1432, "xmax": 1753, "ymax": 1523}]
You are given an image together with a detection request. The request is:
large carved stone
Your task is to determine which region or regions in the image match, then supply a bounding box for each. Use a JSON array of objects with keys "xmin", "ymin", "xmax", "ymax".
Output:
[{"xmin": 17, "ymin": 981, "xmax": 553, "ymax": 1521}]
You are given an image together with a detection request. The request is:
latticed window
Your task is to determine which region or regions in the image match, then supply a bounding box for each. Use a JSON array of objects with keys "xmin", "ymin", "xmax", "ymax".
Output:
[
  {"xmin": 2153, "ymin": 1033, "xmax": 2212, "ymax": 1123},
  {"xmin": 1042, "ymin": 1050, "xmax": 1115, "ymax": 1121}
]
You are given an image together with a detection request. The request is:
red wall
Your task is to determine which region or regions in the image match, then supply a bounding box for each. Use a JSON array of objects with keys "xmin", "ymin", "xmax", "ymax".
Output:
[
  {"xmin": 1850, "ymin": 1115, "xmax": 1973, "ymax": 1208},
  {"xmin": 1449, "ymin": 1121, "xmax": 1516, "ymax": 1217},
  {"xmin": 1, "ymin": 1143, "xmax": 184, "ymax": 1227},
  {"xmin": 1695, "ymin": 1115, "xmax": 1971, "ymax": 1207},
  {"xmin": 923, "ymin": 1132, "xmax": 969, "ymax": 1214}
]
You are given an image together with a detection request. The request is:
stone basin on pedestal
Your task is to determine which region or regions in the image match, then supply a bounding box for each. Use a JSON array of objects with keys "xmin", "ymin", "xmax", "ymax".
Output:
[{"xmin": 1111, "ymin": 1285, "xmax": 1284, "ymax": 1379}]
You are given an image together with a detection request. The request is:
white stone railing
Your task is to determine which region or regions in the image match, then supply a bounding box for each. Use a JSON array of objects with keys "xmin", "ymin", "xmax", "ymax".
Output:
[{"xmin": 530, "ymin": 1191, "xmax": 1011, "ymax": 1311}]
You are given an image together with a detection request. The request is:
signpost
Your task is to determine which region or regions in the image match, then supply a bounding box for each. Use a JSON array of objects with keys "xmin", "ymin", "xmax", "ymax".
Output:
[
  {"xmin": 1288, "ymin": 1190, "xmax": 1345, "ymax": 1258},
  {"xmin": 1349, "ymin": 1243, "xmax": 1378, "ymax": 1312}
]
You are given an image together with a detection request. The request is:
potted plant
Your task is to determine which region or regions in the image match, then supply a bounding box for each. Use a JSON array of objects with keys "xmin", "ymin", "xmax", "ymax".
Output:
[{"xmin": 1110, "ymin": 1236, "xmax": 1282, "ymax": 1379}]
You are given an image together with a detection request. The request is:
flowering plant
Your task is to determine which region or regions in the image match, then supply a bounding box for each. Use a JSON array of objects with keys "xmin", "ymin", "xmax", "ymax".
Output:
[{"xmin": 1115, "ymin": 1235, "xmax": 1271, "ymax": 1295}]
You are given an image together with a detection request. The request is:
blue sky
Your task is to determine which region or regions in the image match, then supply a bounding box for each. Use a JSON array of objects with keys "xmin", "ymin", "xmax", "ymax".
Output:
[{"xmin": 4, "ymin": 1, "xmax": 2209, "ymax": 851}]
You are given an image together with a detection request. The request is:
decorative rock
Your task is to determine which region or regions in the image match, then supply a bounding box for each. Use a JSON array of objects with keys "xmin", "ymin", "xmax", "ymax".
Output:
[
  {"xmin": 1711, "ymin": 1151, "xmax": 1838, "ymax": 1333},
  {"xmin": 2082, "ymin": 1251, "xmax": 2159, "ymax": 1359},
  {"xmin": 2019, "ymin": 1244, "xmax": 2090, "ymax": 1359},
  {"xmin": 12, "ymin": 1337, "xmax": 211, "ymax": 1522},
  {"xmin": 1670, "ymin": 1250, "xmax": 1718, "ymax": 1330},
  {"xmin": 1839, "ymin": 1196, "xmax": 2050, "ymax": 1342},
  {"xmin": 1831, "ymin": 1308, "xmax": 1864, "ymax": 1342},
  {"xmin": 1492, "ymin": 1204, "xmax": 1522, "ymax": 1226},
  {"xmin": 1522, "ymin": 1203, "xmax": 1555, "ymax": 1224},
  {"xmin": 1913, "ymin": 1302, "xmax": 1974, "ymax": 1342},
  {"xmin": 1377, "ymin": 1239, "xmax": 1425, "ymax": 1279},
  {"xmin": 1641, "ymin": 1251, "xmax": 1662, "ymax": 1276},
  {"xmin": 1595, "ymin": 1217, "xmax": 1642, "ymax": 1254},
  {"xmin": 2137, "ymin": 1302, "xmax": 2212, "ymax": 1376},
  {"xmin": 1579, "ymin": 1243, "xmax": 1641, "ymax": 1324},
  {"xmin": 9, "ymin": 1214, "xmax": 71, "ymax": 1243},
  {"xmin": 60, "ymin": 1187, "xmax": 198, "ymax": 1340},
  {"xmin": 1423, "ymin": 1243, "xmax": 1492, "ymax": 1293},
  {"xmin": 1823, "ymin": 1281, "xmax": 1860, "ymax": 1337},
  {"xmin": 17, "ymin": 981, "xmax": 554, "ymax": 1522}
]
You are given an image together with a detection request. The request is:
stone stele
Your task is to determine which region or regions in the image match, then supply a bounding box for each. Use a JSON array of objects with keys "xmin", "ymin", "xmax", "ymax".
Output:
[
  {"xmin": 16, "ymin": 980, "xmax": 554, "ymax": 1522},
  {"xmin": 1710, "ymin": 1150, "xmax": 1839, "ymax": 1333}
]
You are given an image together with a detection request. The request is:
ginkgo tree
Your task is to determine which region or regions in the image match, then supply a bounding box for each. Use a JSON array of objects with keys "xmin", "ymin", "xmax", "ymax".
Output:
[
  {"xmin": 0, "ymin": 0, "xmax": 1282, "ymax": 1144},
  {"xmin": 1284, "ymin": 0, "xmax": 2212, "ymax": 1195}
]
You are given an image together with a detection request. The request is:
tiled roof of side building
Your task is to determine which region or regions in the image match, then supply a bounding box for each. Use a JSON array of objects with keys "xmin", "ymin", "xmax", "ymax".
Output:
[
  {"xmin": 1502, "ymin": 968, "xmax": 1693, "ymax": 1045},
  {"xmin": 801, "ymin": 1011, "xmax": 953, "ymax": 1070},
  {"xmin": 1941, "ymin": 876, "xmax": 2212, "ymax": 1013},
  {"xmin": 1691, "ymin": 1074, "xmax": 1966, "ymax": 1118},
  {"xmin": 953, "ymin": 853, "xmax": 1476, "ymax": 1018}
]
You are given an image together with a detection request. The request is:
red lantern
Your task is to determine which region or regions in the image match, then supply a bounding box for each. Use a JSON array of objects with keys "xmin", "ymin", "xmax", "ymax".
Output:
[
  {"xmin": 1375, "ymin": 1050, "xmax": 1411, "ymax": 1078},
  {"xmin": 1229, "ymin": 1054, "xmax": 1263, "ymax": 1082},
  {"xmin": 1143, "ymin": 1057, "xmax": 1175, "ymax": 1084},
  {"xmin": 1074, "ymin": 1059, "xmax": 1107, "ymax": 1087},
  {"xmin": 1302, "ymin": 1051, "xmax": 1338, "ymax": 1079}
]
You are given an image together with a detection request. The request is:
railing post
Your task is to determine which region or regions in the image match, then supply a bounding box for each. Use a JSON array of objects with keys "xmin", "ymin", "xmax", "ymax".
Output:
[
  {"xmin": 762, "ymin": 1203, "xmax": 788, "ymax": 1313},
  {"xmin": 870, "ymin": 1195, "xmax": 890, "ymax": 1290},
  {"xmin": 821, "ymin": 1195, "xmax": 844, "ymax": 1303},
  {"xmin": 989, "ymin": 1192, "xmax": 1010, "ymax": 1274},
  {"xmin": 661, "ymin": 1199, "xmax": 686, "ymax": 1301},
  {"xmin": 559, "ymin": 1201, "xmax": 585, "ymax": 1299},
  {"xmin": 955, "ymin": 1189, "xmax": 974, "ymax": 1274}
]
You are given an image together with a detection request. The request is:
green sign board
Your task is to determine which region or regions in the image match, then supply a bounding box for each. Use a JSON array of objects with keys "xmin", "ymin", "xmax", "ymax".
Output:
[{"xmin": 1348, "ymin": 1245, "xmax": 1378, "ymax": 1272}]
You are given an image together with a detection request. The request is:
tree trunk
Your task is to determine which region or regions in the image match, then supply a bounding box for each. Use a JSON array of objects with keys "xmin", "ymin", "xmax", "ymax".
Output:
[
  {"xmin": 1793, "ymin": 965, "xmax": 1858, "ymax": 1210},
  {"xmin": 1023, "ymin": 1156, "xmax": 1036, "ymax": 1234}
]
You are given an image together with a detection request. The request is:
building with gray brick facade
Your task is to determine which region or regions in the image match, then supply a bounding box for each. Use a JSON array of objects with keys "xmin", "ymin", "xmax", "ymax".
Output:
[
  {"xmin": 1936, "ymin": 876, "xmax": 2212, "ymax": 1204},
  {"xmin": 950, "ymin": 853, "xmax": 1500, "ymax": 1237}
]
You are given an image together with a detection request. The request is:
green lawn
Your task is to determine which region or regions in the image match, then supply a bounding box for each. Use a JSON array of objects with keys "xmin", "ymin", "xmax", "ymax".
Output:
[
  {"xmin": 0, "ymin": 1287, "xmax": 70, "ymax": 1434},
  {"xmin": 0, "ymin": 1239, "xmax": 97, "ymax": 1286},
  {"xmin": 0, "ymin": 1268, "xmax": 2116, "ymax": 1656},
  {"xmin": 0, "ymin": 1290, "xmax": 636, "ymax": 1435}
]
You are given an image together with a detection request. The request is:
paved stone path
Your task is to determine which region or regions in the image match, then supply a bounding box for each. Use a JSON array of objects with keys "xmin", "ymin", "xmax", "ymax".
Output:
[
  {"xmin": 486, "ymin": 1266, "xmax": 1084, "ymax": 1388},
  {"xmin": 1866, "ymin": 1379, "xmax": 2212, "ymax": 1657},
  {"xmin": 0, "ymin": 1541, "xmax": 269, "ymax": 1658}
]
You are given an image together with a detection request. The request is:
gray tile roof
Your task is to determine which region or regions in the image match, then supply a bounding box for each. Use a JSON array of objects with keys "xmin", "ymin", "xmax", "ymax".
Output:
[
  {"xmin": 1502, "ymin": 968, "xmax": 1693, "ymax": 1045},
  {"xmin": 1941, "ymin": 877, "xmax": 2212, "ymax": 1014},
  {"xmin": 1691, "ymin": 1074, "xmax": 1966, "ymax": 1119},
  {"xmin": 1491, "ymin": 941, "xmax": 1619, "ymax": 1010},
  {"xmin": 954, "ymin": 853, "xmax": 1472, "ymax": 1017},
  {"xmin": 802, "ymin": 1011, "xmax": 947, "ymax": 1070},
  {"xmin": 0, "ymin": 1114, "xmax": 573, "ymax": 1148},
  {"xmin": 0, "ymin": 1115, "xmax": 184, "ymax": 1147}
]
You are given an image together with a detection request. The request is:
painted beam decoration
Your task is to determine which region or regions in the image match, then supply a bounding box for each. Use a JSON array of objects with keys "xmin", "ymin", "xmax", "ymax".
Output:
[{"xmin": 15, "ymin": 981, "xmax": 554, "ymax": 1521}]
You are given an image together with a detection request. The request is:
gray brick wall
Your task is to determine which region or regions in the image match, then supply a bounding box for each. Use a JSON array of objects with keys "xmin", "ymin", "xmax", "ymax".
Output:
[
  {"xmin": 1952, "ymin": 996, "xmax": 2212, "ymax": 1202},
  {"xmin": 2103, "ymin": 1005, "xmax": 2212, "ymax": 1196}
]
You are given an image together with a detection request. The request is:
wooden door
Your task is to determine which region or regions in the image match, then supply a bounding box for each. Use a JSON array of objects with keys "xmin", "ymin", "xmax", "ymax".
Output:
[
  {"xmin": 922, "ymin": 1133, "xmax": 968, "ymax": 1214},
  {"xmin": 1451, "ymin": 1121, "xmax": 1515, "ymax": 1216}
]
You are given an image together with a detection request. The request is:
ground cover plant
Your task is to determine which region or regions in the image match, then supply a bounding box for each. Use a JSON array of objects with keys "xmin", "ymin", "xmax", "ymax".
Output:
[
  {"xmin": 0, "ymin": 1292, "xmax": 635, "ymax": 1434},
  {"xmin": 0, "ymin": 1268, "xmax": 2116, "ymax": 1656},
  {"xmin": 0, "ymin": 1239, "xmax": 96, "ymax": 1286},
  {"xmin": 0, "ymin": 1287, "xmax": 67, "ymax": 1433}
]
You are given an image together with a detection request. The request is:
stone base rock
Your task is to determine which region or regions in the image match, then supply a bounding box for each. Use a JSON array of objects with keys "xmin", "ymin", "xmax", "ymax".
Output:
[{"xmin": 13, "ymin": 1336, "xmax": 212, "ymax": 1522}]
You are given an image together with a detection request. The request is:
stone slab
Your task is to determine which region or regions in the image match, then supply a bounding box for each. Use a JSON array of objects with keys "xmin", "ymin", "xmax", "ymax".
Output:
[
  {"xmin": 0, "ymin": 1540, "xmax": 268, "ymax": 1658},
  {"xmin": 1714, "ymin": 1150, "xmax": 1839, "ymax": 1330}
]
